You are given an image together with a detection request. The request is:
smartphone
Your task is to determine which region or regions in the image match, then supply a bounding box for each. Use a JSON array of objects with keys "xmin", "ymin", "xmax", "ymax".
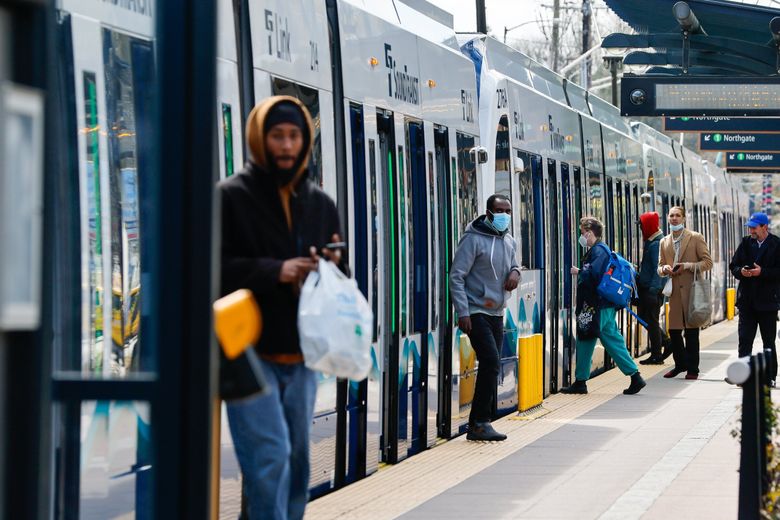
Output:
[
  {"xmin": 672, "ymin": 264, "xmax": 681, "ymax": 272},
  {"xmin": 742, "ymin": 265, "xmax": 752, "ymax": 271},
  {"xmin": 324, "ymin": 241, "xmax": 346, "ymax": 250}
]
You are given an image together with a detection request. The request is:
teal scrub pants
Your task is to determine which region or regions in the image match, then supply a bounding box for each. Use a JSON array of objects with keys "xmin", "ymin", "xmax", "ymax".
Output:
[{"xmin": 575, "ymin": 307, "xmax": 639, "ymax": 382}]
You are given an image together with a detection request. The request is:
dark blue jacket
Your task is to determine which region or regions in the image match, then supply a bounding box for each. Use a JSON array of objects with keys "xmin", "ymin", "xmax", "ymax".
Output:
[
  {"xmin": 729, "ymin": 233, "xmax": 780, "ymax": 312},
  {"xmin": 637, "ymin": 234, "xmax": 662, "ymax": 294},
  {"xmin": 577, "ymin": 241, "xmax": 615, "ymax": 310}
]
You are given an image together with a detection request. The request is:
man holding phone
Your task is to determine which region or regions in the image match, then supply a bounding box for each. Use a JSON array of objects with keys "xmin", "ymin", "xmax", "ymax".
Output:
[{"xmin": 729, "ymin": 212, "xmax": 780, "ymax": 386}]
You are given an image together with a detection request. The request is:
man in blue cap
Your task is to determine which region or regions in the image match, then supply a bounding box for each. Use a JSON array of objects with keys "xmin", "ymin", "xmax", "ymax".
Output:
[{"xmin": 729, "ymin": 212, "xmax": 780, "ymax": 386}]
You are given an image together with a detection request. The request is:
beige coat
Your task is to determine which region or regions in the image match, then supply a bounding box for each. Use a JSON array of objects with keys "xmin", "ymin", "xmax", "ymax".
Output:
[{"xmin": 657, "ymin": 229, "xmax": 713, "ymax": 329}]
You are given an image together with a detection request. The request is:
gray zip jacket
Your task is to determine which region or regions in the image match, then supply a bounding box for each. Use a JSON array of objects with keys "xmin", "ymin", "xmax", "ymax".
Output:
[{"xmin": 449, "ymin": 215, "xmax": 521, "ymax": 317}]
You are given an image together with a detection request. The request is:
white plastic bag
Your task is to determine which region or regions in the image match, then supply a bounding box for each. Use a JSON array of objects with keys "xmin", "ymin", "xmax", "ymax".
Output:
[
  {"xmin": 662, "ymin": 278, "xmax": 673, "ymax": 297},
  {"xmin": 298, "ymin": 259, "xmax": 374, "ymax": 380}
]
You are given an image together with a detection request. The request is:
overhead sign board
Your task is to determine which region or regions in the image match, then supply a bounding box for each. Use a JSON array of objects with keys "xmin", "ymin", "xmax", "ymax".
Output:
[
  {"xmin": 725, "ymin": 152, "xmax": 780, "ymax": 170},
  {"xmin": 665, "ymin": 117, "xmax": 780, "ymax": 133},
  {"xmin": 621, "ymin": 75, "xmax": 780, "ymax": 117},
  {"xmin": 700, "ymin": 132, "xmax": 780, "ymax": 152}
]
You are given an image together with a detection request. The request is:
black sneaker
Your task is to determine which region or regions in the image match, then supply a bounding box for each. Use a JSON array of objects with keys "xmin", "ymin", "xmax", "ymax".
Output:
[
  {"xmin": 560, "ymin": 380, "xmax": 588, "ymax": 394},
  {"xmin": 623, "ymin": 372, "xmax": 647, "ymax": 395},
  {"xmin": 639, "ymin": 356, "xmax": 664, "ymax": 365},
  {"xmin": 467, "ymin": 422, "xmax": 507, "ymax": 441},
  {"xmin": 661, "ymin": 338, "xmax": 673, "ymax": 360}
]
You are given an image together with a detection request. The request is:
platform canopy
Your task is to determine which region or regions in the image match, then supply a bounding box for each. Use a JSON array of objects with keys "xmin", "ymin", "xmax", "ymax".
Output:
[{"xmin": 602, "ymin": 0, "xmax": 780, "ymax": 76}]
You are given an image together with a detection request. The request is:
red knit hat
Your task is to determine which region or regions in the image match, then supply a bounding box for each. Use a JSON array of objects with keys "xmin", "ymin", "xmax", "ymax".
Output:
[{"xmin": 639, "ymin": 211, "xmax": 660, "ymax": 241}]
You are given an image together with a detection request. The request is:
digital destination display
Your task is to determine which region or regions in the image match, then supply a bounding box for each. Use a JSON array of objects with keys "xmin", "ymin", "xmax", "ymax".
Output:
[{"xmin": 656, "ymin": 84, "xmax": 780, "ymax": 111}]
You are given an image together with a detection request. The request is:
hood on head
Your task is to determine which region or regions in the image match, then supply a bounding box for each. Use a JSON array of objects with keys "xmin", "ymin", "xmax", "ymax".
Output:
[
  {"xmin": 245, "ymin": 95, "xmax": 314, "ymax": 186},
  {"xmin": 639, "ymin": 211, "xmax": 660, "ymax": 240}
]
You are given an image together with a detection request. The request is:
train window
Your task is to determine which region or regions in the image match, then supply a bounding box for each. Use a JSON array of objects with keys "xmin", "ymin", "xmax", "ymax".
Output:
[
  {"xmin": 573, "ymin": 167, "xmax": 583, "ymax": 265},
  {"xmin": 221, "ymin": 103, "xmax": 234, "ymax": 177},
  {"xmin": 495, "ymin": 115, "xmax": 510, "ymax": 199},
  {"xmin": 103, "ymin": 29, "xmax": 153, "ymax": 375},
  {"xmin": 349, "ymin": 104, "xmax": 368, "ymax": 299},
  {"xmin": 82, "ymin": 71, "xmax": 105, "ymax": 372},
  {"xmin": 587, "ymin": 169, "xmax": 603, "ymax": 222},
  {"xmin": 406, "ymin": 121, "xmax": 427, "ymax": 334},
  {"xmin": 605, "ymin": 178, "xmax": 615, "ymax": 246},
  {"xmin": 515, "ymin": 150, "xmax": 534, "ymax": 269},
  {"xmin": 712, "ymin": 206, "xmax": 720, "ymax": 263},
  {"xmin": 398, "ymin": 144, "xmax": 408, "ymax": 336},
  {"xmin": 271, "ymin": 78, "xmax": 323, "ymax": 187},
  {"xmin": 428, "ymin": 151, "xmax": 437, "ymax": 329},
  {"xmin": 369, "ymin": 139, "xmax": 379, "ymax": 343},
  {"xmin": 456, "ymin": 132, "xmax": 477, "ymax": 234}
]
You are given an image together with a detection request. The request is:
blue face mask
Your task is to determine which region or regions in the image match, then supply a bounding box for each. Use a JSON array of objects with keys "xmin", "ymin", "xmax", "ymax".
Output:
[
  {"xmin": 490, "ymin": 211, "xmax": 511, "ymax": 232},
  {"xmin": 670, "ymin": 223, "xmax": 684, "ymax": 232}
]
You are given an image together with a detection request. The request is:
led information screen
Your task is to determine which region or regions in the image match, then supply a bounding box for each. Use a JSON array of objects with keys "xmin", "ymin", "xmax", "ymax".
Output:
[{"xmin": 622, "ymin": 75, "xmax": 780, "ymax": 117}]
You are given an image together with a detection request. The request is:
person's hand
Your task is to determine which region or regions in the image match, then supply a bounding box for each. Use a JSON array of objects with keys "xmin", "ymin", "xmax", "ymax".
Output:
[
  {"xmin": 320, "ymin": 233, "xmax": 343, "ymax": 264},
  {"xmin": 279, "ymin": 257, "xmax": 318, "ymax": 284},
  {"xmin": 458, "ymin": 316, "xmax": 472, "ymax": 335},
  {"xmin": 662, "ymin": 265, "xmax": 674, "ymax": 275},
  {"xmin": 571, "ymin": 266, "xmax": 580, "ymax": 275},
  {"xmin": 741, "ymin": 267, "xmax": 752, "ymax": 278},
  {"xmin": 746, "ymin": 263, "xmax": 762, "ymax": 277},
  {"xmin": 504, "ymin": 270, "xmax": 520, "ymax": 291}
]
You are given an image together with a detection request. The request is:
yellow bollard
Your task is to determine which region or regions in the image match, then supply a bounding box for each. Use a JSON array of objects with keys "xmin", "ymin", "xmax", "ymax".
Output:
[
  {"xmin": 665, "ymin": 302, "xmax": 670, "ymax": 334},
  {"xmin": 726, "ymin": 287, "xmax": 736, "ymax": 320},
  {"xmin": 518, "ymin": 334, "xmax": 544, "ymax": 412}
]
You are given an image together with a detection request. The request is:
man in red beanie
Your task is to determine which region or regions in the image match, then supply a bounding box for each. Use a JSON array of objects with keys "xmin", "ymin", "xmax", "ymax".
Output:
[{"xmin": 637, "ymin": 211, "xmax": 670, "ymax": 364}]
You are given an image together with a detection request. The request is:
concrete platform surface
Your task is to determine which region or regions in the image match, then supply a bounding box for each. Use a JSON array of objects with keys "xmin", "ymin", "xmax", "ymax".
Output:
[{"xmin": 299, "ymin": 319, "xmax": 759, "ymax": 520}]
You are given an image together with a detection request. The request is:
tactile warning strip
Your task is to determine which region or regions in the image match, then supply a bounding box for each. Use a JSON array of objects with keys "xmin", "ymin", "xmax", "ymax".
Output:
[{"xmin": 303, "ymin": 320, "xmax": 738, "ymax": 520}]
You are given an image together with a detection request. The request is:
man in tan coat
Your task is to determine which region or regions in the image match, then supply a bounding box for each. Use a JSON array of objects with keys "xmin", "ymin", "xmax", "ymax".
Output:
[{"xmin": 657, "ymin": 206, "xmax": 713, "ymax": 380}]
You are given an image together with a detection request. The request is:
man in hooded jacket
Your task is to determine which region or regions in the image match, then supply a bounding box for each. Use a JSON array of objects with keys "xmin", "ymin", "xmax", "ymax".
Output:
[
  {"xmin": 218, "ymin": 95, "xmax": 345, "ymax": 520},
  {"xmin": 450, "ymin": 194, "xmax": 521, "ymax": 441}
]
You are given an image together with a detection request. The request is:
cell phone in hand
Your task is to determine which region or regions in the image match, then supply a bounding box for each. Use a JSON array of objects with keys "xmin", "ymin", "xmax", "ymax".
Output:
[
  {"xmin": 672, "ymin": 264, "xmax": 681, "ymax": 272},
  {"xmin": 324, "ymin": 241, "xmax": 346, "ymax": 250},
  {"xmin": 743, "ymin": 265, "xmax": 752, "ymax": 271}
]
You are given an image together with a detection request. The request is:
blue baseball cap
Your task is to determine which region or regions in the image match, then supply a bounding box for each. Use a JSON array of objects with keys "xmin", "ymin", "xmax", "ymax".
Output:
[{"xmin": 746, "ymin": 212, "xmax": 770, "ymax": 228}]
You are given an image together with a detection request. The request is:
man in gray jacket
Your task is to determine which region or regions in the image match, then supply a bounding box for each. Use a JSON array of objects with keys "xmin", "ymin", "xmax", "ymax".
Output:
[{"xmin": 450, "ymin": 194, "xmax": 521, "ymax": 441}]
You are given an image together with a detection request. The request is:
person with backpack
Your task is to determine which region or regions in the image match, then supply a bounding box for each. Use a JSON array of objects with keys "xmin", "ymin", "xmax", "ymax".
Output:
[
  {"xmin": 658, "ymin": 206, "xmax": 713, "ymax": 380},
  {"xmin": 561, "ymin": 216, "xmax": 646, "ymax": 395}
]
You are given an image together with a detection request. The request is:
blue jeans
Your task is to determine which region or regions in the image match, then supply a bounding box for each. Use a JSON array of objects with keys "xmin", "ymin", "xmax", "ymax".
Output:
[
  {"xmin": 575, "ymin": 307, "xmax": 639, "ymax": 381},
  {"xmin": 226, "ymin": 359, "xmax": 317, "ymax": 520}
]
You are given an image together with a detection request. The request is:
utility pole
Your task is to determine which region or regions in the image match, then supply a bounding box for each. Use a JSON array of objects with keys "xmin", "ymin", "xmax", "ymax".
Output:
[
  {"xmin": 581, "ymin": 0, "xmax": 592, "ymax": 88},
  {"xmin": 476, "ymin": 0, "xmax": 487, "ymax": 34},
  {"xmin": 551, "ymin": 0, "xmax": 561, "ymax": 71}
]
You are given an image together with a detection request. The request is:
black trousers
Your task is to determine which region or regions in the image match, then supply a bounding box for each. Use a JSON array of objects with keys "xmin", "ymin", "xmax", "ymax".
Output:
[
  {"xmin": 670, "ymin": 328, "xmax": 700, "ymax": 374},
  {"xmin": 637, "ymin": 289, "xmax": 664, "ymax": 358},
  {"xmin": 467, "ymin": 313, "xmax": 503, "ymax": 424},
  {"xmin": 737, "ymin": 308, "xmax": 778, "ymax": 381}
]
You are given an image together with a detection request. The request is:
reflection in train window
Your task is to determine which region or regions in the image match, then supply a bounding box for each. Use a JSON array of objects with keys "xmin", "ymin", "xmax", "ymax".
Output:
[
  {"xmin": 222, "ymin": 103, "xmax": 234, "ymax": 177},
  {"xmin": 82, "ymin": 71, "xmax": 105, "ymax": 373},
  {"xmin": 369, "ymin": 139, "xmax": 379, "ymax": 343},
  {"xmin": 399, "ymin": 145, "xmax": 408, "ymax": 336},
  {"xmin": 494, "ymin": 115, "xmax": 510, "ymax": 199},
  {"xmin": 456, "ymin": 132, "xmax": 477, "ymax": 234},
  {"xmin": 271, "ymin": 78, "xmax": 322, "ymax": 187},
  {"xmin": 587, "ymin": 169, "xmax": 603, "ymax": 222},
  {"xmin": 103, "ymin": 29, "xmax": 153, "ymax": 376},
  {"xmin": 516, "ymin": 150, "xmax": 533, "ymax": 268}
]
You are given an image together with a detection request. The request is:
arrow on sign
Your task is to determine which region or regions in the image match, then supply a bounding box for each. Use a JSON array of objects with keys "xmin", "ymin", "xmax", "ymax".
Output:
[{"xmin": 704, "ymin": 135, "xmax": 711, "ymax": 141}]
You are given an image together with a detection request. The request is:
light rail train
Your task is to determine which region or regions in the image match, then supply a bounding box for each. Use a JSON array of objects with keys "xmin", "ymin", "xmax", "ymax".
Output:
[{"xmin": 53, "ymin": 0, "xmax": 750, "ymax": 507}]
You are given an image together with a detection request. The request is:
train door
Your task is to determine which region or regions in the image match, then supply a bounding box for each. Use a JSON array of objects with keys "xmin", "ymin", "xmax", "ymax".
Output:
[
  {"xmin": 494, "ymin": 117, "xmax": 518, "ymax": 414},
  {"xmin": 406, "ymin": 119, "xmax": 430, "ymax": 455},
  {"xmin": 559, "ymin": 163, "xmax": 574, "ymax": 392},
  {"xmin": 545, "ymin": 159, "xmax": 561, "ymax": 394},
  {"xmin": 345, "ymin": 103, "xmax": 372, "ymax": 483},
  {"xmin": 376, "ymin": 109, "xmax": 405, "ymax": 463}
]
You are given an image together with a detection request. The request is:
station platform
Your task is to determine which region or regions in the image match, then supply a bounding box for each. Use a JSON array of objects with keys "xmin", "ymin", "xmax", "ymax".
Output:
[{"xmin": 273, "ymin": 319, "xmax": 754, "ymax": 520}]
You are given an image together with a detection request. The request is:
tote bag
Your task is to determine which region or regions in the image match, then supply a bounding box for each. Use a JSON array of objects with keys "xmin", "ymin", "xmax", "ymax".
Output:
[{"xmin": 686, "ymin": 264, "xmax": 711, "ymax": 328}]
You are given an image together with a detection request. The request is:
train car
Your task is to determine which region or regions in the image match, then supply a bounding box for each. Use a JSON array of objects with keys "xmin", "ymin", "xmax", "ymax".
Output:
[{"xmin": 460, "ymin": 35, "xmax": 586, "ymax": 396}]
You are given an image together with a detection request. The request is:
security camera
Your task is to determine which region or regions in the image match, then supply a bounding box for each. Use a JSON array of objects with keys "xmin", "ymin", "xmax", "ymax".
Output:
[
  {"xmin": 630, "ymin": 89, "xmax": 647, "ymax": 106},
  {"xmin": 470, "ymin": 146, "xmax": 488, "ymax": 164}
]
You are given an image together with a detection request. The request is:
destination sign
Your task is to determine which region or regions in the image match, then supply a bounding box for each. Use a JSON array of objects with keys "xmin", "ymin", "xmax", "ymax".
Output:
[
  {"xmin": 725, "ymin": 152, "xmax": 780, "ymax": 170},
  {"xmin": 665, "ymin": 117, "xmax": 780, "ymax": 133},
  {"xmin": 700, "ymin": 133, "xmax": 780, "ymax": 152},
  {"xmin": 621, "ymin": 75, "xmax": 780, "ymax": 117}
]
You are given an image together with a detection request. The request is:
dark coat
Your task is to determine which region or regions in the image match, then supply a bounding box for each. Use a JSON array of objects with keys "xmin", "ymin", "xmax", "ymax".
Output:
[
  {"xmin": 729, "ymin": 233, "xmax": 780, "ymax": 312},
  {"xmin": 219, "ymin": 166, "xmax": 344, "ymax": 356},
  {"xmin": 637, "ymin": 234, "xmax": 662, "ymax": 294}
]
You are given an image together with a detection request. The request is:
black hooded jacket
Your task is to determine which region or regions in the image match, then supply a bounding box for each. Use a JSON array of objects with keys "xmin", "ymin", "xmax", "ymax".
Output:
[{"xmin": 218, "ymin": 96, "xmax": 344, "ymax": 356}]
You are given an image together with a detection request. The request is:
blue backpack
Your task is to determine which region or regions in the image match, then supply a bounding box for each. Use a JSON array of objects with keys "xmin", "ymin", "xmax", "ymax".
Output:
[{"xmin": 593, "ymin": 242, "xmax": 637, "ymax": 309}]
